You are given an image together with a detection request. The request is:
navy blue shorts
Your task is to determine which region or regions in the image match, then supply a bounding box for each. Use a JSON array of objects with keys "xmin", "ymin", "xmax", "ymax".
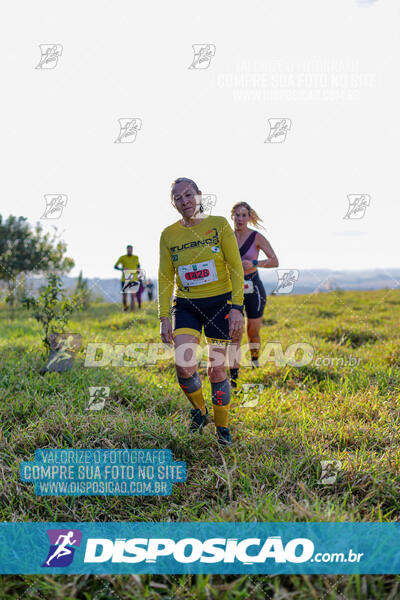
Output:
[
  {"xmin": 171, "ymin": 292, "xmax": 232, "ymax": 345},
  {"xmin": 243, "ymin": 271, "xmax": 267, "ymax": 319}
]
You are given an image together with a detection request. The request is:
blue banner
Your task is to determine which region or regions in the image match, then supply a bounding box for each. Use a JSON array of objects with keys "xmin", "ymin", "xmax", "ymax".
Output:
[{"xmin": 1, "ymin": 522, "xmax": 400, "ymax": 574}]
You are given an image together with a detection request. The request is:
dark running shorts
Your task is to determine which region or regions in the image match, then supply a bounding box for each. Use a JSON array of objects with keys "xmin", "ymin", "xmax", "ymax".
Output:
[
  {"xmin": 171, "ymin": 292, "xmax": 232, "ymax": 345},
  {"xmin": 244, "ymin": 271, "xmax": 267, "ymax": 319},
  {"xmin": 121, "ymin": 280, "xmax": 138, "ymax": 292}
]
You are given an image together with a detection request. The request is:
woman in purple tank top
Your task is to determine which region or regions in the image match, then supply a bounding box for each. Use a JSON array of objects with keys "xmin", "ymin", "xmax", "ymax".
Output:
[{"xmin": 229, "ymin": 202, "xmax": 279, "ymax": 389}]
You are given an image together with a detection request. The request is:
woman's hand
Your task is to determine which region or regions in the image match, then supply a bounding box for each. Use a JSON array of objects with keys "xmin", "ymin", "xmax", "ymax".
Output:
[
  {"xmin": 228, "ymin": 308, "xmax": 243, "ymax": 338},
  {"xmin": 160, "ymin": 317, "xmax": 173, "ymax": 344},
  {"xmin": 241, "ymin": 259, "xmax": 254, "ymax": 270}
]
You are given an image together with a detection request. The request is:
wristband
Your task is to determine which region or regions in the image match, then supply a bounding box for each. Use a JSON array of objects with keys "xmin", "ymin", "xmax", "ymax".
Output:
[
  {"xmin": 252, "ymin": 259, "xmax": 259, "ymax": 266},
  {"xmin": 231, "ymin": 304, "xmax": 244, "ymax": 314}
]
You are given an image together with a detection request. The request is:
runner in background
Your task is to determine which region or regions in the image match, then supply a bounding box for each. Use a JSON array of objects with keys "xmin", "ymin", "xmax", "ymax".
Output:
[
  {"xmin": 229, "ymin": 202, "xmax": 278, "ymax": 389},
  {"xmin": 136, "ymin": 278, "xmax": 145, "ymax": 309},
  {"xmin": 146, "ymin": 279, "xmax": 155, "ymax": 301},
  {"xmin": 114, "ymin": 245, "xmax": 141, "ymax": 311}
]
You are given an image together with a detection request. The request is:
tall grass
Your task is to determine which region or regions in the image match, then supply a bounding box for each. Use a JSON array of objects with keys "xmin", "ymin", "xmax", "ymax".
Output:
[{"xmin": 1, "ymin": 290, "xmax": 400, "ymax": 598}]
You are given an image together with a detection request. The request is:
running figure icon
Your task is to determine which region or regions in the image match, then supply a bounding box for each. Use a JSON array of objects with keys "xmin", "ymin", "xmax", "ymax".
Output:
[{"xmin": 45, "ymin": 531, "xmax": 77, "ymax": 566}]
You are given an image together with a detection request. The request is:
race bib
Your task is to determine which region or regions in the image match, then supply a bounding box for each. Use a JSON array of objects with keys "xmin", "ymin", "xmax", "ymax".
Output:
[
  {"xmin": 244, "ymin": 279, "xmax": 254, "ymax": 294},
  {"xmin": 178, "ymin": 259, "xmax": 218, "ymax": 287}
]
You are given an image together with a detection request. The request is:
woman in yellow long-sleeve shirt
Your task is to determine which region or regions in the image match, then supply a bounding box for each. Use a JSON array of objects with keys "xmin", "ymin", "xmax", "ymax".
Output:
[{"xmin": 158, "ymin": 177, "xmax": 244, "ymax": 445}]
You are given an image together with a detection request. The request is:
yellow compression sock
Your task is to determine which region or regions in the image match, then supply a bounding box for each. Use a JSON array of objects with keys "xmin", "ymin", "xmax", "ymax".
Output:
[
  {"xmin": 177, "ymin": 373, "xmax": 206, "ymax": 415},
  {"xmin": 211, "ymin": 378, "xmax": 231, "ymax": 428},
  {"xmin": 212, "ymin": 404, "xmax": 230, "ymax": 428},
  {"xmin": 186, "ymin": 388, "xmax": 206, "ymax": 414}
]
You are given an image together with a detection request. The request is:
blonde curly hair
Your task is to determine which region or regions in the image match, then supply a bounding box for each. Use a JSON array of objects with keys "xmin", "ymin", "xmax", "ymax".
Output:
[{"xmin": 231, "ymin": 202, "xmax": 265, "ymax": 230}]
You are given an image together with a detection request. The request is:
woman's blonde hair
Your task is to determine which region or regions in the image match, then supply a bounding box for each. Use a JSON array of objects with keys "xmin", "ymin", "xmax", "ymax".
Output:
[{"xmin": 231, "ymin": 202, "xmax": 265, "ymax": 230}]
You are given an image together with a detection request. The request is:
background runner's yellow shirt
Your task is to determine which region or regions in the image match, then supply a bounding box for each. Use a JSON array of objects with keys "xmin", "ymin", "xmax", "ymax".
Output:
[
  {"xmin": 158, "ymin": 216, "xmax": 244, "ymax": 318},
  {"xmin": 115, "ymin": 255, "xmax": 139, "ymax": 281}
]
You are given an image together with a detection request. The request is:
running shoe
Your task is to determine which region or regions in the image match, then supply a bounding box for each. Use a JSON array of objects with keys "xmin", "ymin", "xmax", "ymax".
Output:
[
  {"xmin": 216, "ymin": 426, "xmax": 233, "ymax": 445},
  {"xmin": 189, "ymin": 407, "xmax": 210, "ymax": 433}
]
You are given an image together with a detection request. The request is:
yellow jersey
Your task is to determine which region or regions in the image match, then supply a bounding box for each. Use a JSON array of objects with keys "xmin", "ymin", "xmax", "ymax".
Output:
[
  {"xmin": 115, "ymin": 254, "xmax": 139, "ymax": 281},
  {"xmin": 158, "ymin": 216, "xmax": 244, "ymax": 318}
]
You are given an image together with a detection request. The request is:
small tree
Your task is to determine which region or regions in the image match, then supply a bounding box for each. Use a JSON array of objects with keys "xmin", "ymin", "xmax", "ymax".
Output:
[
  {"xmin": 74, "ymin": 270, "xmax": 91, "ymax": 310},
  {"xmin": 0, "ymin": 214, "xmax": 74, "ymax": 305},
  {"xmin": 22, "ymin": 274, "xmax": 83, "ymax": 352}
]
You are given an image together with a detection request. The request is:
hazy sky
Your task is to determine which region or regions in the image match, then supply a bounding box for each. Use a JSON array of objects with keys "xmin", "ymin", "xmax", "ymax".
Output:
[{"xmin": 1, "ymin": 0, "xmax": 399, "ymax": 280}]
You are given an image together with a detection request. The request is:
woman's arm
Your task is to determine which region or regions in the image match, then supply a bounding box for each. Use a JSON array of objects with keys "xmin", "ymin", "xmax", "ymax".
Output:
[
  {"xmin": 158, "ymin": 233, "xmax": 175, "ymax": 319},
  {"xmin": 255, "ymin": 233, "xmax": 279, "ymax": 268},
  {"xmin": 220, "ymin": 219, "xmax": 244, "ymax": 306},
  {"xmin": 113, "ymin": 257, "xmax": 123, "ymax": 271},
  {"xmin": 220, "ymin": 218, "xmax": 244, "ymax": 337}
]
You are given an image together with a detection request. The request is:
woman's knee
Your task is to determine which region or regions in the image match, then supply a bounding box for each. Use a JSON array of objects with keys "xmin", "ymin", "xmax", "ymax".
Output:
[
  {"xmin": 207, "ymin": 364, "xmax": 228, "ymax": 382},
  {"xmin": 175, "ymin": 363, "xmax": 197, "ymax": 379},
  {"xmin": 174, "ymin": 335, "xmax": 199, "ymax": 376}
]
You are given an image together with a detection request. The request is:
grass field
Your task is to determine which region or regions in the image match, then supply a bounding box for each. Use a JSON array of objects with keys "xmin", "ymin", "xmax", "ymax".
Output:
[{"xmin": 1, "ymin": 289, "xmax": 400, "ymax": 599}]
